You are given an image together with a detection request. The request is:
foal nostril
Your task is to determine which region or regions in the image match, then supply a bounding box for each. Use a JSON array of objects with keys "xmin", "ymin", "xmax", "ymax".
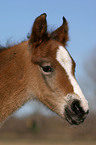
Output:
[
  {"xmin": 86, "ymin": 110, "xmax": 89, "ymax": 115},
  {"xmin": 71, "ymin": 100, "xmax": 84, "ymax": 115}
]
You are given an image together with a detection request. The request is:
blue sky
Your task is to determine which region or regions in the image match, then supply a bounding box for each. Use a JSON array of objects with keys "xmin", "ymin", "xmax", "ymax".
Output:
[
  {"xmin": 0, "ymin": 0, "xmax": 96, "ymax": 78},
  {"xmin": 0, "ymin": 0, "xmax": 96, "ymax": 116}
]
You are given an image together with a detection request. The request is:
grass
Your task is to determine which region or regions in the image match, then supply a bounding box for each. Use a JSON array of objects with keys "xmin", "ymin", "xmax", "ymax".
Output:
[{"xmin": 0, "ymin": 139, "xmax": 96, "ymax": 145}]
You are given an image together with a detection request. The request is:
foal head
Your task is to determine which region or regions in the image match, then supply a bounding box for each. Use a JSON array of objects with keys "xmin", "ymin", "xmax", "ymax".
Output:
[{"xmin": 28, "ymin": 13, "xmax": 89, "ymax": 125}]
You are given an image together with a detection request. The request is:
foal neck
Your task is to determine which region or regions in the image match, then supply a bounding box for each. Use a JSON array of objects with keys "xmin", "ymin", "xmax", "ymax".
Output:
[{"xmin": 0, "ymin": 41, "xmax": 31, "ymax": 123}]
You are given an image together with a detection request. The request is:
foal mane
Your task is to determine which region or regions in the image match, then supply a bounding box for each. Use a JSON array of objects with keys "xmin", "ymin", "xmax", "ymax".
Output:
[
  {"xmin": 0, "ymin": 40, "xmax": 27, "ymax": 53},
  {"xmin": 0, "ymin": 45, "xmax": 6, "ymax": 53}
]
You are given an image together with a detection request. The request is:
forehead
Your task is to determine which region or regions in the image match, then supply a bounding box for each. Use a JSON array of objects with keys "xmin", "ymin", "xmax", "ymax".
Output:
[
  {"xmin": 43, "ymin": 40, "xmax": 74, "ymax": 65},
  {"xmin": 39, "ymin": 40, "xmax": 68, "ymax": 57},
  {"xmin": 32, "ymin": 39, "xmax": 75, "ymax": 66},
  {"xmin": 33, "ymin": 40, "xmax": 61, "ymax": 61}
]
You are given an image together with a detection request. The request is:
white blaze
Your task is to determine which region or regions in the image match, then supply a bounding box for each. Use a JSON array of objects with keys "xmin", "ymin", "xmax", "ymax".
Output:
[{"xmin": 56, "ymin": 46, "xmax": 89, "ymax": 112}]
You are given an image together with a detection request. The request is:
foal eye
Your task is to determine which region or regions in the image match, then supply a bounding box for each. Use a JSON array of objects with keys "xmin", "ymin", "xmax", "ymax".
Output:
[{"xmin": 40, "ymin": 65, "xmax": 53, "ymax": 74}]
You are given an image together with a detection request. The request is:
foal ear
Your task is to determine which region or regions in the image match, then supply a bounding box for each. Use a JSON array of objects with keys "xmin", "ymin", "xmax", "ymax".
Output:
[
  {"xmin": 51, "ymin": 17, "xmax": 69, "ymax": 46},
  {"xmin": 29, "ymin": 13, "xmax": 47, "ymax": 47}
]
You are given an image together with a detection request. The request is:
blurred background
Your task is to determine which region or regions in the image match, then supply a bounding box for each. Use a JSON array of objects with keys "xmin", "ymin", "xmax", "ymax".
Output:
[{"xmin": 0, "ymin": 0, "xmax": 96, "ymax": 145}]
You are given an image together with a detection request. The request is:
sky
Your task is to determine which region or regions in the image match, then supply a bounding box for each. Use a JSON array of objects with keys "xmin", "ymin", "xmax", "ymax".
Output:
[{"xmin": 0, "ymin": 0, "xmax": 96, "ymax": 116}]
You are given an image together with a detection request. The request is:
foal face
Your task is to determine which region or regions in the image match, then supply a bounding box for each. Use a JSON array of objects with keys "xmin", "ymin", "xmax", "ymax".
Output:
[{"xmin": 29, "ymin": 13, "xmax": 89, "ymax": 125}]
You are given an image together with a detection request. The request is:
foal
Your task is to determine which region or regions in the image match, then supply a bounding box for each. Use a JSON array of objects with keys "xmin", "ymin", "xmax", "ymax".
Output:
[{"xmin": 0, "ymin": 13, "xmax": 89, "ymax": 125}]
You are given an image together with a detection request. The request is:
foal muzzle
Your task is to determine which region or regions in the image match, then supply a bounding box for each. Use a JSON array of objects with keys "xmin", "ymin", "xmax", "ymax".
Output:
[{"xmin": 64, "ymin": 99, "xmax": 89, "ymax": 125}]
